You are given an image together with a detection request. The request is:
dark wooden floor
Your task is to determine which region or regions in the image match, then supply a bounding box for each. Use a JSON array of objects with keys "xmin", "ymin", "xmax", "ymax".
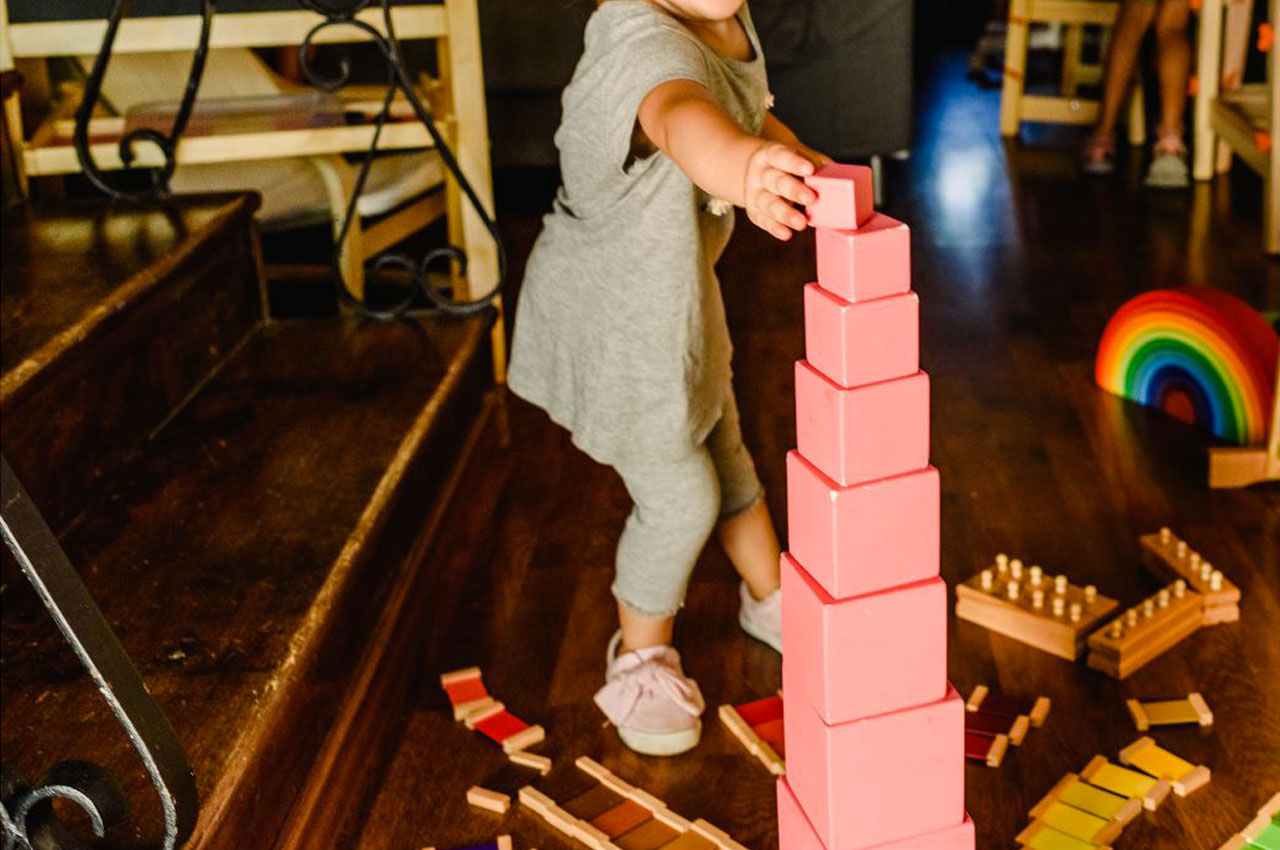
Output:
[{"xmin": 354, "ymin": 54, "xmax": 1280, "ymax": 850}]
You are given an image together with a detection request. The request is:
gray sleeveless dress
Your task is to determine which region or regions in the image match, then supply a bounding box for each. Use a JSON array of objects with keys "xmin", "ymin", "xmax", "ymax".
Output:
[{"xmin": 507, "ymin": 2, "xmax": 769, "ymax": 466}]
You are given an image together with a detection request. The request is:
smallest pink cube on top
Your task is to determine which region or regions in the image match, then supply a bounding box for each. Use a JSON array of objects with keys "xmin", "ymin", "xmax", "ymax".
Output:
[
  {"xmin": 815, "ymin": 214, "xmax": 911, "ymax": 303},
  {"xmin": 804, "ymin": 163, "xmax": 875, "ymax": 230}
]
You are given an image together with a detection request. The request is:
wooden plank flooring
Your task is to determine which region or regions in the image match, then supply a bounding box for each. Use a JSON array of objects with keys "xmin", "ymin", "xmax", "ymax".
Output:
[{"xmin": 355, "ymin": 54, "xmax": 1279, "ymax": 850}]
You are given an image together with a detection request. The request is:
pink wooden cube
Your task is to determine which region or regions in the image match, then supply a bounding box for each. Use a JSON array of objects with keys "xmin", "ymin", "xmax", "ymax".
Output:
[
  {"xmin": 804, "ymin": 285, "xmax": 919, "ymax": 388},
  {"xmin": 778, "ymin": 778, "xmax": 975, "ymax": 850},
  {"xmin": 815, "ymin": 214, "xmax": 911, "ymax": 302},
  {"xmin": 786, "ymin": 452, "xmax": 939, "ymax": 600},
  {"xmin": 804, "ymin": 163, "xmax": 875, "ymax": 230},
  {"xmin": 785, "ymin": 683, "xmax": 966, "ymax": 850},
  {"xmin": 795, "ymin": 362, "xmax": 930, "ymax": 487},
  {"xmin": 782, "ymin": 554, "xmax": 947, "ymax": 725}
]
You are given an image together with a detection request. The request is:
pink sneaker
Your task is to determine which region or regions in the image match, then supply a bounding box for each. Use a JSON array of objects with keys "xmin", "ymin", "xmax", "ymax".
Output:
[
  {"xmin": 1081, "ymin": 135, "xmax": 1116, "ymax": 175},
  {"xmin": 594, "ymin": 631, "xmax": 704, "ymax": 756}
]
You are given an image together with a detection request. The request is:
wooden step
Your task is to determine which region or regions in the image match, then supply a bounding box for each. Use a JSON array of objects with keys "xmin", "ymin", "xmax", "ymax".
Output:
[
  {"xmin": 0, "ymin": 194, "xmax": 263, "ymax": 531},
  {"xmin": 1, "ymin": 308, "xmax": 496, "ymax": 849}
]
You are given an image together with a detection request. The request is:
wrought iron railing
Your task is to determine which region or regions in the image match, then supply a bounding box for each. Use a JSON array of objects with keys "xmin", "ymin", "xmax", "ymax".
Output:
[
  {"xmin": 1, "ymin": 457, "xmax": 199, "ymax": 850},
  {"xmin": 73, "ymin": 0, "xmax": 506, "ymax": 319}
]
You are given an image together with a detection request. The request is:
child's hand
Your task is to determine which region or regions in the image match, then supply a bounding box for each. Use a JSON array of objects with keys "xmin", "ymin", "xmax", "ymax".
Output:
[
  {"xmin": 805, "ymin": 149, "xmax": 836, "ymax": 170},
  {"xmin": 743, "ymin": 142, "xmax": 818, "ymax": 241}
]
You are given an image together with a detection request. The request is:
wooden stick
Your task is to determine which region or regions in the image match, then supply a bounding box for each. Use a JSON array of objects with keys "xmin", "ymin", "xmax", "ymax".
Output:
[
  {"xmin": 6, "ymin": 7, "xmax": 450, "ymax": 59},
  {"xmin": 502, "ymin": 724, "xmax": 545, "ymax": 754},
  {"xmin": 508, "ymin": 750, "xmax": 552, "ymax": 774},
  {"xmin": 965, "ymin": 730, "xmax": 1009, "ymax": 767},
  {"xmin": 717, "ymin": 704, "xmax": 785, "ymax": 775},
  {"xmin": 465, "ymin": 786, "xmax": 510, "ymax": 815}
]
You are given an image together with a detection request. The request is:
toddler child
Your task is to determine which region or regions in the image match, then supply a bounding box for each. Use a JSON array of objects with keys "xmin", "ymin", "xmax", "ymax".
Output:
[{"xmin": 508, "ymin": 0, "xmax": 830, "ymax": 755}]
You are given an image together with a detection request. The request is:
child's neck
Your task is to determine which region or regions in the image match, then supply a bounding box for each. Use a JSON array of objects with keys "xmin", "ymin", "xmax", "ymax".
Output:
[{"xmin": 645, "ymin": 2, "xmax": 750, "ymax": 62}]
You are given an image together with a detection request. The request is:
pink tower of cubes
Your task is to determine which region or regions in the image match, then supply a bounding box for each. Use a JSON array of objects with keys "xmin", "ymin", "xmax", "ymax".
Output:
[{"xmin": 775, "ymin": 165, "xmax": 975, "ymax": 850}]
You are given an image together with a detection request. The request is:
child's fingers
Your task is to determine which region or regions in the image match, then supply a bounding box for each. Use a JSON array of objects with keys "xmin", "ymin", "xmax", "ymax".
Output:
[
  {"xmin": 764, "ymin": 143, "xmax": 816, "ymax": 178},
  {"xmin": 748, "ymin": 206, "xmax": 794, "ymax": 241},
  {"xmin": 766, "ymin": 169, "xmax": 817, "ymax": 206},
  {"xmin": 764, "ymin": 193, "xmax": 807, "ymax": 231}
]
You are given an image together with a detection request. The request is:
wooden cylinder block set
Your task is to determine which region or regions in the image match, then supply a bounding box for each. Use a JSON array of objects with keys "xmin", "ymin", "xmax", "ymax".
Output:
[
  {"xmin": 955, "ymin": 526, "xmax": 1242, "ymax": 680},
  {"xmin": 776, "ymin": 165, "xmax": 974, "ymax": 849}
]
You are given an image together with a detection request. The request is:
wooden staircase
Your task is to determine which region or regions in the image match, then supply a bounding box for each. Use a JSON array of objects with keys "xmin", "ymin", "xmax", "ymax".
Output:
[{"xmin": 0, "ymin": 192, "xmax": 499, "ymax": 849}]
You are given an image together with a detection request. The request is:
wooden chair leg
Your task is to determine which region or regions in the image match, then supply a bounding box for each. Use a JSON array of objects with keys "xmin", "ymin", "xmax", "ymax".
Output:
[
  {"xmin": 309, "ymin": 154, "xmax": 366, "ymax": 305},
  {"xmin": 1267, "ymin": 0, "xmax": 1279, "ymax": 255},
  {"xmin": 443, "ymin": 0, "xmax": 505, "ymax": 382},
  {"xmin": 1193, "ymin": 0, "xmax": 1225, "ymax": 180},
  {"xmin": 1265, "ymin": 378, "xmax": 1280, "ymax": 482},
  {"xmin": 1217, "ymin": 0, "xmax": 1256, "ymax": 172},
  {"xmin": 1063, "ymin": 24, "xmax": 1084, "ymax": 97},
  {"xmin": 1214, "ymin": 139, "xmax": 1233, "ymax": 172},
  {"xmin": 1002, "ymin": 0, "xmax": 1031, "ymax": 137}
]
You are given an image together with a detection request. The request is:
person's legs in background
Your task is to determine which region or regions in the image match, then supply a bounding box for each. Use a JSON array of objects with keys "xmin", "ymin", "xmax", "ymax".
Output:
[
  {"xmin": 1144, "ymin": 0, "xmax": 1192, "ymax": 187},
  {"xmin": 970, "ymin": 0, "xmax": 1012, "ymax": 88},
  {"xmin": 1083, "ymin": 0, "xmax": 1158, "ymax": 173}
]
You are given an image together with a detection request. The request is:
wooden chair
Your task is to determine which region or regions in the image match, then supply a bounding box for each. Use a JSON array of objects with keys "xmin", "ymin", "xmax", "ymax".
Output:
[
  {"xmin": 0, "ymin": 0, "xmax": 505, "ymax": 374},
  {"xmin": 1192, "ymin": 0, "xmax": 1277, "ymax": 255},
  {"xmin": 1001, "ymin": 0, "xmax": 1147, "ymax": 143}
]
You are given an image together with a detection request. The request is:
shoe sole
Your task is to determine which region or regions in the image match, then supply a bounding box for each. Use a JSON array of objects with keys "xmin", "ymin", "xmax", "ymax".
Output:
[
  {"xmin": 1144, "ymin": 173, "xmax": 1189, "ymax": 188},
  {"xmin": 740, "ymin": 612, "xmax": 783, "ymax": 654},
  {"xmin": 1144, "ymin": 158, "xmax": 1189, "ymax": 188},
  {"xmin": 617, "ymin": 721, "xmax": 702, "ymax": 756}
]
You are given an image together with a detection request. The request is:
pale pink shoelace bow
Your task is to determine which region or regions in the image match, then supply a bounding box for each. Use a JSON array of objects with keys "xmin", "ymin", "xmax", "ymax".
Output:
[{"xmin": 594, "ymin": 646, "xmax": 705, "ymax": 728}]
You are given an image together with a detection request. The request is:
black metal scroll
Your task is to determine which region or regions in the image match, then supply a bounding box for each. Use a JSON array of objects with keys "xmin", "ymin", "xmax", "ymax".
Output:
[
  {"xmin": 72, "ymin": 0, "xmax": 215, "ymax": 202},
  {"xmin": 70, "ymin": 0, "xmax": 506, "ymax": 318},
  {"xmin": 0, "ymin": 458, "xmax": 197, "ymax": 850},
  {"xmin": 297, "ymin": 0, "xmax": 507, "ymax": 317}
]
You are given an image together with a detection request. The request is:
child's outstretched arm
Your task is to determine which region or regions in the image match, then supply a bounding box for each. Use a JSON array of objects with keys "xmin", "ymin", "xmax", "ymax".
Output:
[{"xmin": 637, "ymin": 79, "xmax": 817, "ymax": 241}]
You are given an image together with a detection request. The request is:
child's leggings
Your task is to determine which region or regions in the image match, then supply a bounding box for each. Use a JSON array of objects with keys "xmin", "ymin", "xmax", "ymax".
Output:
[{"xmin": 611, "ymin": 392, "xmax": 763, "ymax": 618}]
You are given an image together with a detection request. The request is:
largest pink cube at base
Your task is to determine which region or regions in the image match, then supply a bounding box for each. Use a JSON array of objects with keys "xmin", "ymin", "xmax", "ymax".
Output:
[
  {"xmin": 778, "ymin": 777, "xmax": 975, "ymax": 850},
  {"xmin": 785, "ymin": 683, "xmax": 966, "ymax": 850},
  {"xmin": 786, "ymin": 452, "xmax": 940, "ymax": 600}
]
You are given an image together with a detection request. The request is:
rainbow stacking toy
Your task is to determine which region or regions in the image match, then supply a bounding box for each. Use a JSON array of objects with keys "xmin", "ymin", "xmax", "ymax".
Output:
[
  {"xmin": 1094, "ymin": 286, "xmax": 1279, "ymax": 446},
  {"xmin": 776, "ymin": 164, "xmax": 973, "ymax": 849}
]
